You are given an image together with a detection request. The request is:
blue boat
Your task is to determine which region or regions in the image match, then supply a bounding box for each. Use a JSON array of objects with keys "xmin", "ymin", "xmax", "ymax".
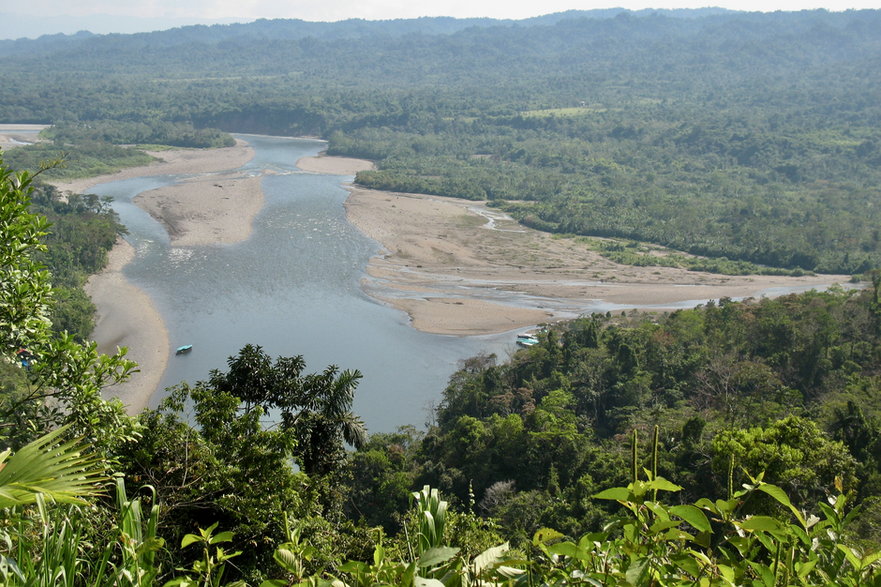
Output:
[
  {"xmin": 175, "ymin": 344, "xmax": 193, "ymax": 355},
  {"xmin": 516, "ymin": 334, "xmax": 539, "ymax": 347}
]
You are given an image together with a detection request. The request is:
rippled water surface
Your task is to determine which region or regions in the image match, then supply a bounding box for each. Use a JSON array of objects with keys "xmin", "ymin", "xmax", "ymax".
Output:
[{"xmin": 89, "ymin": 135, "xmax": 515, "ymax": 432}]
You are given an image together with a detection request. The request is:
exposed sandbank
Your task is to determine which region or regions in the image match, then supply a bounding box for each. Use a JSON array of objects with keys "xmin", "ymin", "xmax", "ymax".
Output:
[
  {"xmin": 51, "ymin": 140, "xmax": 255, "ymax": 195},
  {"xmin": 296, "ymin": 154, "xmax": 374, "ymax": 175},
  {"xmin": 84, "ymin": 239, "xmax": 169, "ymax": 413},
  {"xmin": 344, "ymin": 188, "xmax": 854, "ymax": 336},
  {"xmin": 135, "ymin": 173, "xmax": 264, "ymax": 246},
  {"xmin": 0, "ymin": 124, "xmax": 48, "ymax": 151}
]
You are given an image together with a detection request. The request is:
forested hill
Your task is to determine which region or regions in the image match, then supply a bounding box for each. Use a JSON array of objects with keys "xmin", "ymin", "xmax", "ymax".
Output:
[
  {"xmin": 3, "ymin": 9, "xmax": 881, "ymax": 273},
  {"xmin": 0, "ymin": 8, "xmax": 735, "ymax": 56}
]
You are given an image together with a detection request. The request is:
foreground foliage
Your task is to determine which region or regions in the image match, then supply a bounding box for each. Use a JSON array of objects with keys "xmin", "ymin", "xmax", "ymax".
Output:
[{"xmin": 4, "ymin": 111, "xmax": 881, "ymax": 583}]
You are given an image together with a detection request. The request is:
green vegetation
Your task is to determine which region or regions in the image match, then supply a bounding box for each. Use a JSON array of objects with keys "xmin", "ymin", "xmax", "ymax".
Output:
[
  {"xmin": 3, "ymin": 141, "xmax": 156, "ymax": 180},
  {"xmin": 2, "ymin": 9, "xmax": 881, "ymax": 273},
  {"xmin": 7, "ymin": 9, "xmax": 881, "ymax": 584},
  {"xmin": 5, "ymin": 145, "xmax": 881, "ymax": 583}
]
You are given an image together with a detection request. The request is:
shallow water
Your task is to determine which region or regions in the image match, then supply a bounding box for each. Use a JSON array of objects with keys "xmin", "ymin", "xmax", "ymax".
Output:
[{"xmin": 88, "ymin": 135, "xmax": 517, "ymax": 432}]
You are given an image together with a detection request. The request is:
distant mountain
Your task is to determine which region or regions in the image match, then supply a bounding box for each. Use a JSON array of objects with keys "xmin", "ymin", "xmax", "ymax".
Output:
[
  {"xmin": 0, "ymin": 13, "xmax": 246, "ymax": 41},
  {"xmin": 0, "ymin": 9, "xmax": 737, "ymax": 54}
]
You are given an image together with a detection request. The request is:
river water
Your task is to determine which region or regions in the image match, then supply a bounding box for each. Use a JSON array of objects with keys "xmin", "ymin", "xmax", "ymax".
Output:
[{"xmin": 88, "ymin": 135, "xmax": 516, "ymax": 433}]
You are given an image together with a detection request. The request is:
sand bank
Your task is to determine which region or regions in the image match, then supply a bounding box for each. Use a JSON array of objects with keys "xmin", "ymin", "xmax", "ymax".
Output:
[
  {"xmin": 51, "ymin": 140, "xmax": 255, "ymax": 195},
  {"xmin": 0, "ymin": 124, "xmax": 48, "ymax": 152},
  {"xmin": 51, "ymin": 140, "xmax": 256, "ymax": 411},
  {"xmin": 84, "ymin": 239, "xmax": 169, "ymax": 413},
  {"xmin": 344, "ymin": 188, "xmax": 854, "ymax": 336},
  {"xmin": 296, "ymin": 154, "xmax": 374, "ymax": 175},
  {"xmin": 135, "ymin": 173, "xmax": 264, "ymax": 246}
]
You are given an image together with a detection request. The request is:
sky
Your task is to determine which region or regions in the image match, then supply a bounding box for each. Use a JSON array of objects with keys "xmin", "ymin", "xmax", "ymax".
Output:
[{"xmin": 2, "ymin": 0, "xmax": 879, "ymax": 39}]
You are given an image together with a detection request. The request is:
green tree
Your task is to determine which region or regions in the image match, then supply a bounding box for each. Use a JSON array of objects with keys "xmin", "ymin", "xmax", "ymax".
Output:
[
  {"xmin": 713, "ymin": 415, "xmax": 859, "ymax": 509},
  {"xmin": 0, "ymin": 155, "xmax": 137, "ymax": 454},
  {"xmin": 208, "ymin": 344, "xmax": 367, "ymax": 476}
]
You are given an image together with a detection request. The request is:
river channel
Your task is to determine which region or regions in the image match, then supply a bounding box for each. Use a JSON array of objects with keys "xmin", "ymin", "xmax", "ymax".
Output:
[{"xmin": 88, "ymin": 135, "xmax": 516, "ymax": 433}]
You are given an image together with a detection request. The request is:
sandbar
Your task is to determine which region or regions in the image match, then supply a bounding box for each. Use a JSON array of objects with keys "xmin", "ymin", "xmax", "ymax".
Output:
[
  {"xmin": 344, "ymin": 188, "xmax": 855, "ymax": 336},
  {"xmin": 84, "ymin": 239, "xmax": 168, "ymax": 413},
  {"xmin": 51, "ymin": 140, "xmax": 255, "ymax": 196},
  {"xmin": 0, "ymin": 124, "xmax": 48, "ymax": 151},
  {"xmin": 135, "ymin": 173, "xmax": 263, "ymax": 246},
  {"xmin": 296, "ymin": 154, "xmax": 374, "ymax": 175}
]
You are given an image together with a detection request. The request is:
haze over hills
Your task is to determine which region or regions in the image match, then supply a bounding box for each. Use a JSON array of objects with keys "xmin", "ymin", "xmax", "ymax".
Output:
[
  {"xmin": 0, "ymin": 13, "xmax": 245, "ymax": 40},
  {"xmin": 0, "ymin": 7, "xmax": 735, "ymax": 42}
]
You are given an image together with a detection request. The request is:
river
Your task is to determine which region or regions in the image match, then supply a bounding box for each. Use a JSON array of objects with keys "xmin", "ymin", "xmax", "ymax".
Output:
[{"xmin": 87, "ymin": 135, "xmax": 516, "ymax": 433}]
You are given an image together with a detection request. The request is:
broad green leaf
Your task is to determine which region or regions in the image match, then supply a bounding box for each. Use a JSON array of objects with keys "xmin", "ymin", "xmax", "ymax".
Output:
[
  {"xmin": 862, "ymin": 549, "xmax": 881, "ymax": 568},
  {"xmin": 671, "ymin": 553, "xmax": 701, "ymax": 578},
  {"xmin": 417, "ymin": 546, "xmax": 459, "ymax": 568},
  {"xmin": 273, "ymin": 548, "xmax": 299, "ymax": 573},
  {"xmin": 181, "ymin": 533, "xmax": 201, "ymax": 548},
  {"xmin": 210, "ymin": 531, "xmax": 234, "ymax": 544},
  {"xmin": 669, "ymin": 505, "xmax": 712, "ymax": 533},
  {"xmin": 796, "ymin": 558, "xmax": 818, "ymax": 580},
  {"xmin": 747, "ymin": 560, "xmax": 775, "ymax": 587},
  {"xmin": 649, "ymin": 519, "xmax": 682, "ymax": 534},
  {"xmin": 472, "ymin": 542, "xmax": 509, "ymax": 575},
  {"xmin": 739, "ymin": 516, "xmax": 786, "ymax": 534},
  {"xmin": 547, "ymin": 541, "xmax": 579, "ymax": 559},
  {"xmin": 645, "ymin": 476, "xmax": 683, "ymax": 492},
  {"xmin": 496, "ymin": 565, "xmax": 526, "ymax": 578},
  {"xmin": 625, "ymin": 557, "xmax": 650, "ymax": 585},
  {"xmin": 756, "ymin": 483, "xmax": 791, "ymax": 507},
  {"xmin": 339, "ymin": 560, "xmax": 368, "ymax": 573},
  {"xmin": 592, "ymin": 487, "xmax": 631, "ymax": 501},
  {"xmin": 717, "ymin": 563, "xmax": 736, "ymax": 584},
  {"xmin": 837, "ymin": 544, "xmax": 862, "ymax": 570}
]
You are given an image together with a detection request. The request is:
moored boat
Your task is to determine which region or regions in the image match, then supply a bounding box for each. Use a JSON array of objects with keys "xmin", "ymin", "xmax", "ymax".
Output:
[
  {"xmin": 516, "ymin": 334, "xmax": 539, "ymax": 347},
  {"xmin": 175, "ymin": 344, "xmax": 193, "ymax": 355}
]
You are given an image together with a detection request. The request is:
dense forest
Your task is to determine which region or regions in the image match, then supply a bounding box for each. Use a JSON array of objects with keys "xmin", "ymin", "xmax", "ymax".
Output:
[
  {"xmin": 4, "ymin": 154, "xmax": 881, "ymax": 583},
  {"xmin": 2, "ymin": 9, "xmax": 881, "ymax": 273},
  {"xmin": 6, "ymin": 8, "xmax": 881, "ymax": 584}
]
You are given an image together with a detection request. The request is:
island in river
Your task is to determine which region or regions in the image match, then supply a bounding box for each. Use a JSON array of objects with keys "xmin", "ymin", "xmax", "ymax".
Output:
[{"xmin": 51, "ymin": 139, "xmax": 852, "ymax": 414}]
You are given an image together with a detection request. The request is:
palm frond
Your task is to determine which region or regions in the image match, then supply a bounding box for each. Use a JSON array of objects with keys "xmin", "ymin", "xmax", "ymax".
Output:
[{"xmin": 0, "ymin": 425, "xmax": 106, "ymax": 508}]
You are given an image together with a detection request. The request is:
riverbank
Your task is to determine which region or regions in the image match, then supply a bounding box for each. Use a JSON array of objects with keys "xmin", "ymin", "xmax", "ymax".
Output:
[
  {"xmin": 51, "ymin": 140, "xmax": 256, "ymax": 412},
  {"xmin": 84, "ymin": 239, "xmax": 169, "ymax": 413},
  {"xmin": 0, "ymin": 124, "xmax": 47, "ymax": 151},
  {"xmin": 343, "ymin": 188, "xmax": 854, "ymax": 335}
]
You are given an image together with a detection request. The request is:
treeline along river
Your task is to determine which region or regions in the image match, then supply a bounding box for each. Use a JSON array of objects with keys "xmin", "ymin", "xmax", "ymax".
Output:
[{"xmin": 89, "ymin": 135, "xmax": 515, "ymax": 432}]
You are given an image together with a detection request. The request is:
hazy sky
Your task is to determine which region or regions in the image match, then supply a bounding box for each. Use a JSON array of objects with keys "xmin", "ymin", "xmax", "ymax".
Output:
[
  {"xmin": 1, "ymin": 0, "xmax": 877, "ymax": 40},
  {"xmin": 7, "ymin": 0, "xmax": 879, "ymax": 22}
]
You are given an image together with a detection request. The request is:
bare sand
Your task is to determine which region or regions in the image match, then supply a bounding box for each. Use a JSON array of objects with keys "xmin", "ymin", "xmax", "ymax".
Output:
[
  {"xmin": 134, "ymin": 173, "xmax": 264, "ymax": 246},
  {"xmin": 344, "ymin": 188, "xmax": 854, "ymax": 335},
  {"xmin": 50, "ymin": 140, "xmax": 256, "ymax": 412},
  {"xmin": 0, "ymin": 124, "xmax": 47, "ymax": 152},
  {"xmin": 51, "ymin": 140, "xmax": 255, "ymax": 196},
  {"xmin": 296, "ymin": 154, "xmax": 374, "ymax": 175},
  {"xmin": 84, "ymin": 239, "xmax": 169, "ymax": 413}
]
